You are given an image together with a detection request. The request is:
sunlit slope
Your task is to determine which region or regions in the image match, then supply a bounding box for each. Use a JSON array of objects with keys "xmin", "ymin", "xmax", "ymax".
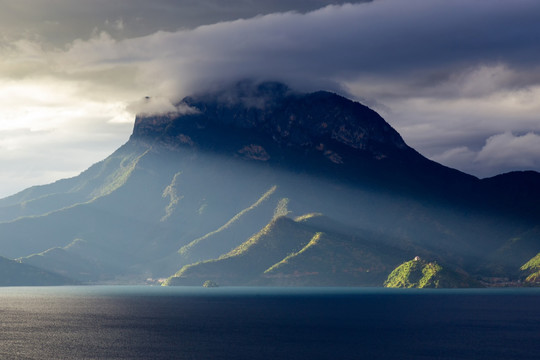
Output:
[
  {"xmin": 383, "ymin": 258, "xmax": 481, "ymax": 288},
  {"xmin": 0, "ymin": 142, "xmax": 150, "ymax": 222},
  {"xmin": 521, "ymin": 253, "xmax": 540, "ymax": 285}
]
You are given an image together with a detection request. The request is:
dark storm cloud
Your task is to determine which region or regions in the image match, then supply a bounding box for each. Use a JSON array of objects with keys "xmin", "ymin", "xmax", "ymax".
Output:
[{"xmin": 0, "ymin": 0, "xmax": 371, "ymax": 45}]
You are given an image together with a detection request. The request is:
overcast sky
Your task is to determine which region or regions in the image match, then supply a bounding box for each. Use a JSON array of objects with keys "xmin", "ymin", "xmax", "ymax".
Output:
[{"xmin": 1, "ymin": 0, "xmax": 540, "ymax": 198}]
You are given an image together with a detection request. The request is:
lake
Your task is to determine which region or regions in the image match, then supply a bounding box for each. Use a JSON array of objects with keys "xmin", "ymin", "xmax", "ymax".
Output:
[{"xmin": 0, "ymin": 286, "xmax": 538, "ymax": 359}]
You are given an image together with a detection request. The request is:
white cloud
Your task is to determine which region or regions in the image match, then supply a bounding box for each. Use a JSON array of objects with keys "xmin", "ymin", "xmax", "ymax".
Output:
[
  {"xmin": 432, "ymin": 132, "xmax": 540, "ymax": 178},
  {"xmin": 477, "ymin": 132, "xmax": 540, "ymax": 171},
  {"xmin": 126, "ymin": 96, "xmax": 199, "ymax": 116}
]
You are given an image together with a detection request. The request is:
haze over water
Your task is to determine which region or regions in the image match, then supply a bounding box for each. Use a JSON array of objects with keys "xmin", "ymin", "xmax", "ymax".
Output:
[{"xmin": 1, "ymin": 286, "xmax": 538, "ymax": 359}]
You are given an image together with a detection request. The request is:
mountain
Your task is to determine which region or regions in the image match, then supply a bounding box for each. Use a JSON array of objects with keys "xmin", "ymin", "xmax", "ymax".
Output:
[{"xmin": 0, "ymin": 81, "xmax": 538, "ymax": 286}]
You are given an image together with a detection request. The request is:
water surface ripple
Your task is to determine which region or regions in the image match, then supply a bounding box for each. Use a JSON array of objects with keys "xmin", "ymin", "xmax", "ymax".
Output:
[{"xmin": 0, "ymin": 286, "xmax": 538, "ymax": 359}]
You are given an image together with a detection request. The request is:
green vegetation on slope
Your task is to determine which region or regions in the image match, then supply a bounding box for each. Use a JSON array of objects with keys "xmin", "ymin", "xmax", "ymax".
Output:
[
  {"xmin": 384, "ymin": 258, "xmax": 480, "ymax": 288},
  {"xmin": 0, "ymin": 144, "xmax": 151, "ymax": 223},
  {"xmin": 521, "ymin": 253, "xmax": 540, "ymax": 285},
  {"xmin": 222, "ymin": 212, "xmax": 316, "ymax": 259},
  {"xmin": 264, "ymin": 232, "xmax": 324, "ymax": 273},
  {"xmin": 521, "ymin": 252, "xmax": 540, "ymax": 271},
  {"xmin": 161, "ymin": 172, "xmax": 183, "ymax": 222},
  {"xmin": 87, "ymin": 148, "xmax": 150, "ymax": 200}
]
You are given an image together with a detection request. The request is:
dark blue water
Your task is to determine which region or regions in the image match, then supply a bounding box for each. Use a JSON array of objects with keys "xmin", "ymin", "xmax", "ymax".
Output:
[{"xmin": 0, "ymin": 286, "xmax": 538, "ymax": 359}]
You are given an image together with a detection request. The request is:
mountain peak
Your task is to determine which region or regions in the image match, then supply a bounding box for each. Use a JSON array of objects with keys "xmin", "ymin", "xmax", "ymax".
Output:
[{"xmin": 131, "ymin": 81, "xmax": 408, "ymax": 156}]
